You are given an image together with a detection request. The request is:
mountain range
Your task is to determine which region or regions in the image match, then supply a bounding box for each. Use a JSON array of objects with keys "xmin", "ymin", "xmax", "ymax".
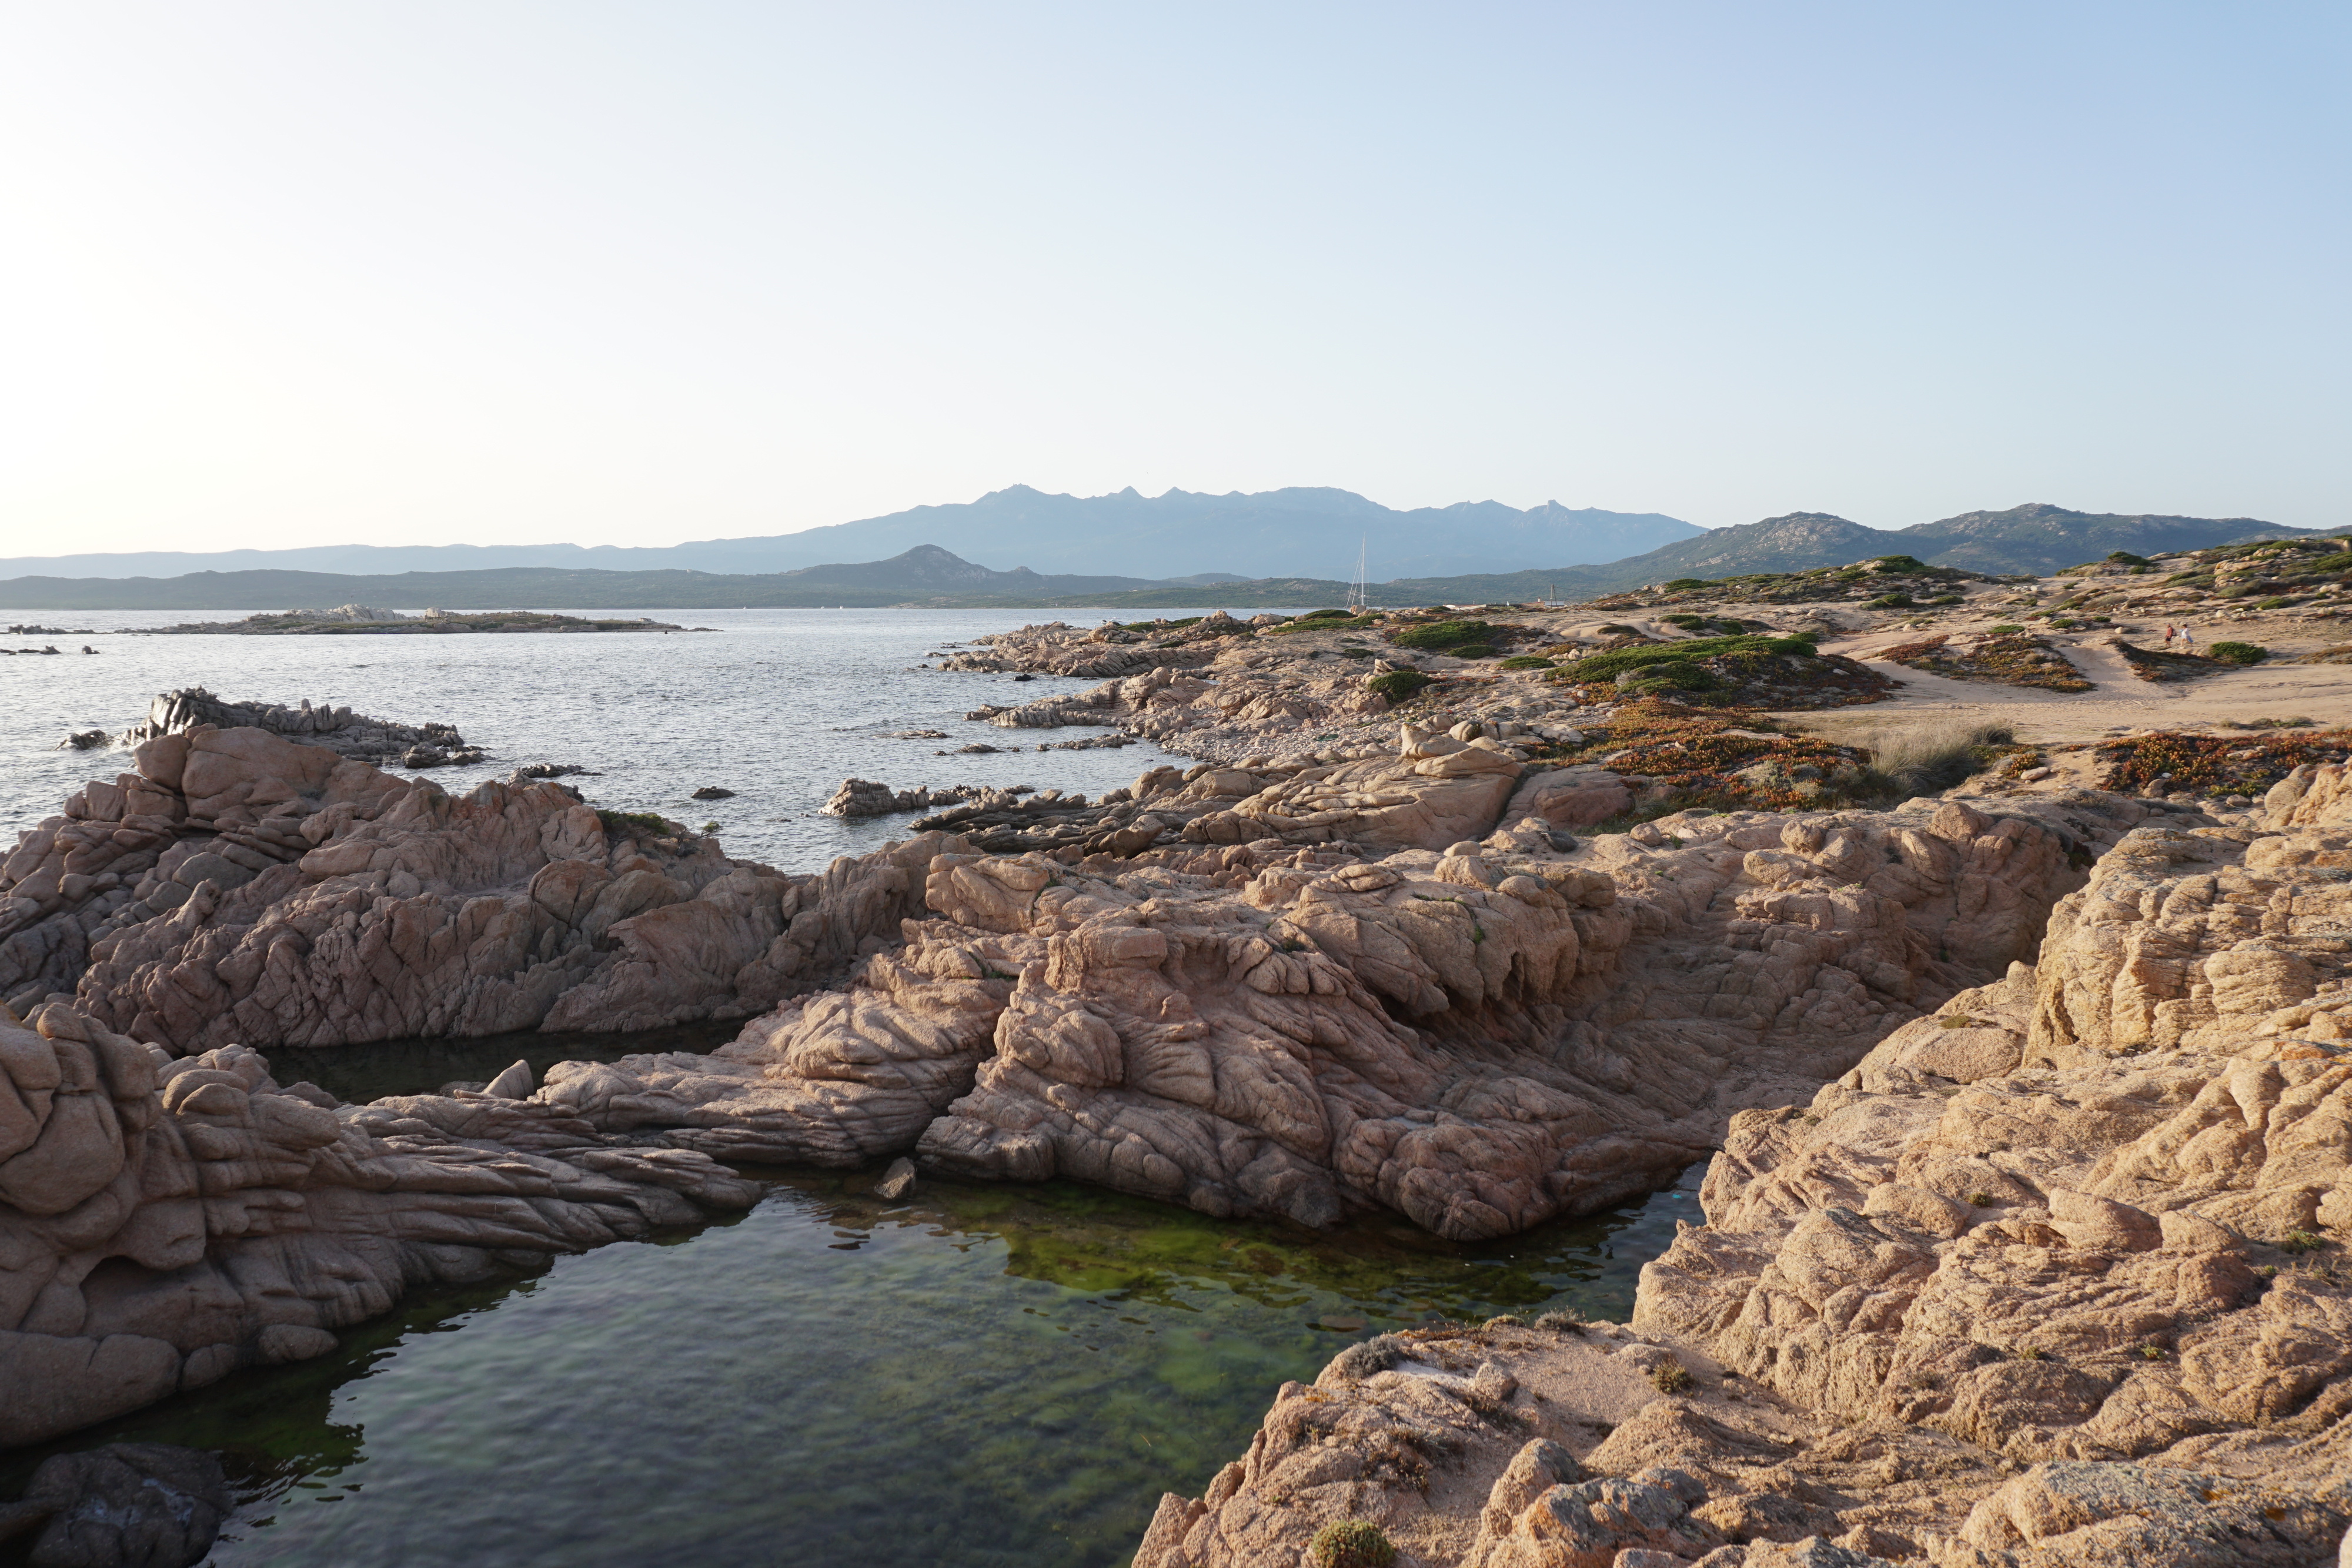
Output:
[
  {"xmin": 0, "ymin": 503, "xmax": 2326, "ymax": 612},
  {"xmin": 0, "ymin": 487, "xmax": 1703, "ymax": 582}
]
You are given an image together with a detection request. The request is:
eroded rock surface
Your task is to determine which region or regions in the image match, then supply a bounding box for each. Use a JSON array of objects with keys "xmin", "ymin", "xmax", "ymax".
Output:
[
  {"xmin": 1127, "ymin": 770, "xmax": 2352, "ymax": 1567},
  {"xmin": 0, "ymin": 723, "xmax": 957, "ymax": 1046},
  {"xmin": 0, "ymin": 1003, "xmax": 755, "ymax": 1449},
  {"xmin": 547, "ymin": 790, "xmax": 2110, "ymax": 1242}
]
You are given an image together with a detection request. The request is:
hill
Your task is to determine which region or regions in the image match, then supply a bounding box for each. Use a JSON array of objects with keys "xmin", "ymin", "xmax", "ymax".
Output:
[
  {"xmin": 0, "ymin": 486, "xmax": 1703, "ymax": 582},
  {"xmin": 1896, "ymin": 502, "xmax": 2326, "ymax": 577},
  {"xmin": 1552, "ymin": 503, "xmax": 2324, "ymax": 593}
]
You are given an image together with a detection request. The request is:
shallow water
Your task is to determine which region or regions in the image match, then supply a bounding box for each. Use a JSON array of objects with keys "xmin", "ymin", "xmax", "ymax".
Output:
[
  {"xmin": 0, "ymin": 606, "xmax": 1265, "ymax": 874},
  {"xmin": 0, "ymin": 609, "xmax": 1706, "ymax": 1566},
  {"xmin": 0, "ymin": 1161, "xmax": 1698, "ymax": 1568}
]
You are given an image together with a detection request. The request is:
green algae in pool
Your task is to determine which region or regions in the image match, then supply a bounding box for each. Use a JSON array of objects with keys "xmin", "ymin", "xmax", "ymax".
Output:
[{"xmin": 0, "ymin": 1171, "xmax": 1699, "ymax": 1568}]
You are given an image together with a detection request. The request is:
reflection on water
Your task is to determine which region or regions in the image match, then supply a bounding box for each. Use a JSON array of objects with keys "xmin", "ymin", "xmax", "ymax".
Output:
[{"xmin": 0, "ymin": 1166, "xmax": 1698, "ymax": 1568}]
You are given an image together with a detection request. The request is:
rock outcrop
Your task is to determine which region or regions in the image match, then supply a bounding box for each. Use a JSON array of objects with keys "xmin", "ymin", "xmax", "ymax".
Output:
[
  {"xmin": 0, "ymin": 1002, "xmax": 756, "ymax": 1450},
  {"xmin": 540, "ymin": 787, "xmax": 2126, "ymax": 1243},
  {"xmin": 2, "ymin": 1442, "xmax": 229, "ymax": 1567},
  {"xmin": 114, "ymin": 687, "xmax": 483, "ymax": 765},
  {"xmin": 0, "ymin": 724, "xmax": 957, "ymax": 1044},
  {"xmin": 1132, "ymin": 767, "xmax": 2352, "ymax": 1567},
  {"xmin": 821, "ymin": 778, "xmax": 983, "ymax": 818}
]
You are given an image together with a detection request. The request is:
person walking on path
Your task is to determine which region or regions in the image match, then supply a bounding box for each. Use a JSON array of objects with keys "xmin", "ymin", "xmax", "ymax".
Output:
[
  {"xmin": 2180, "ymin": 624, "xmax": 2197, "ymax": 653},
  {"xmin": 2162, "ymin": 623, "xmax": 2176, "ymax": 646}
]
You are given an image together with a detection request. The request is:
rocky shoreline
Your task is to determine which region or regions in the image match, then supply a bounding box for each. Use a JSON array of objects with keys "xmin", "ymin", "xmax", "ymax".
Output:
[
  {"xmin": 2, "ymin": 616, "xmax": 2350, "ymax": 1563},
  {"xmin": 1135, "ymin": 767, "xmax": 2352, "ymax": 1567}
]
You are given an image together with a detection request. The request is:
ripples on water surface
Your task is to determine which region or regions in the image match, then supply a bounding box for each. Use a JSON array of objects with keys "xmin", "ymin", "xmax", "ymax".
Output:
[
  {"xmin": 0, "ymin": 607, "xmax": 1248, "ymax": 874},
  {"xmin": 0, "ymin": 609, "xmax": 1702, "ymax": 1566}
]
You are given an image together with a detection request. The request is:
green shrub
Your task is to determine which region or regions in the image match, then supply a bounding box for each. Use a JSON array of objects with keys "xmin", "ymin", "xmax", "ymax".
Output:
[
  {"xmin": 1389, "ymin": 618, "xmax": 1496, "ymax": 650},
  {"xmin": 1297, "ymin": 607, "xmax": 1355, "ymax": 620},
  {"xmin": 1661, "ymin": 577, "xmax": 1710, "ymax": 590},
  {"xmin": 1496, "ymin": 655, "xmax": 1555, "ymax": 670},
  {"xmin": 2257, "ymin": 597, "xmax": 2294, "ymax": 610},
  {"xmin": 1309, "ymin": 1520, "xmax": 1396, "ymax": 1568},
  {"xmin": 1869, "ymin": 554, "xmax": 1933, "ymax": 573},
  {"xmin": 1649, "ymin": 1357, "xmax": 1695, "ymax": 1393},
  {"xmin": 1987, "ymin": 624, "xmax": 2025, "ymax": 634},
  {"xmin": 1622, "ymin": 661, "xmax": 1716, "ymax": 692},
  {"xmin": 1558, "ymin": 634, "xmax": 1815, "ymax": 686},
  {"xmin": 1446, "ymin": 643, "xmax": 1498, "ymax": 659},
  {"xmin": 2209, "ymin": 641, "xmax": 2269, "ymax": 666},
  {"xmin": 2107, "ymin": 550, "xmax": 2154, "ymax": 567},
  {"xmin": 1864, "ymin": 592, "xmax": 1916, "ymax": 609},
  {"xmin": 1367, "ymin": 669, "xmax": 1432, "ymax": 703}
]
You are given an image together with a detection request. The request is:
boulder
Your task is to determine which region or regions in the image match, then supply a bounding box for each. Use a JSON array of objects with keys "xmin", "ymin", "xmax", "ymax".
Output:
[{"xmin": 14, "ymin": 1443, "xmax": 228, "ymax": 1568}]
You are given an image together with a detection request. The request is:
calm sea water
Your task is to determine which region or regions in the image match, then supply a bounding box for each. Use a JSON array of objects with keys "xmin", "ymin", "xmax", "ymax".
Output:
[
  {"xmin": 0, "ymin": 607, "xmax": 1230, "ymax": 874},
  {"xmin": 0, "ymin": 1037, "xmax": 1702, "ymax": 1568},
  {"xmin": 0, "ymin": 609, "xmax": 1702, "ymax": 1567}
]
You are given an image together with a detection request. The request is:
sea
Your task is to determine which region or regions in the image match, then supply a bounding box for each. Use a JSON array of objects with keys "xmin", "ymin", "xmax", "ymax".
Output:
[
  {"xmin": 0, "ymin": 607, "xmax": 1207, "ymax": 873},
  {"xmin": 0, "ymin": 606, "xmax": 1699, "ymax": 1567}
]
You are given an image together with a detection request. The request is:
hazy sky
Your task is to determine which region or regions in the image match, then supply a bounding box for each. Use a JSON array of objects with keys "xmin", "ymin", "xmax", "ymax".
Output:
[{"xmin": 3, "ymin": 2, "xmax": 2345, "ymax": 554}]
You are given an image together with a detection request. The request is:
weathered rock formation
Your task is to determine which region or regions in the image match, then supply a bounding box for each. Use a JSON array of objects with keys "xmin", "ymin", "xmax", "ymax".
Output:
[
  {"xmin": 115, "ymin": 687, "xmax": 483, "ymax": 766},
  {"xmin": 1134, "ymin": 766, "xmax": 2352, "ymax": 1566},
  {"xmin": 539, "ymin": 787, "xmax": 2133, "ymax": 1243},
  {"xmin": 0, "ymin": 1002, "xmax": 756, "ymax": 1450},
  {"xmin": 0, "ymin": 724, "xmax": 956, "ymax": 1044},
  {"xmin": 1, "ymin": 1442, "xmax": 229, "ymax": 1567},
  {"xmin": 821, "ymin": 778, "xmax": 984, "ymax": 818}
]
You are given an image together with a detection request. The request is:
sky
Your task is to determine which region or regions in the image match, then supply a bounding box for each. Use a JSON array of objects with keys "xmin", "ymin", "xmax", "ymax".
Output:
[{"xmin": 1, "ymin": 2, "xmax": 2346, "ymax": 555}]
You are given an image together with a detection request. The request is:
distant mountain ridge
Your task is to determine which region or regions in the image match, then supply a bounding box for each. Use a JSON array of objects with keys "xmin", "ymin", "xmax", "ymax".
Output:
[
  {"xmin": 1557, "ymin": 503, "xmax": 2329, "ymax": 592},
  {"xmin": 0, "ymin": 546, "xmax": 1172, "ymax": 611},
  {"xmin": 0, "ymin": 504, "xmax": 2325, "ymax": 612},
  {"xmin": 0, "ymin": 486, "xmax": 1705, "ymax": 581}
]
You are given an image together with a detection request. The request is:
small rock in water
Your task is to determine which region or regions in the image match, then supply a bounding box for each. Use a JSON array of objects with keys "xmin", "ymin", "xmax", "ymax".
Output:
[
  {"xmin": 13, "ymin": 1443, "xmax": 229, "ymax": 1568},
  {"xmin": 483, "ymin": 1059, "xmax": 535, "ymax": 1100},
  {"xmin": 691, "ymin": 785, "xmax": 736, "ymax": 800},
  {"xmin": 874, "ymin": 1156, "xmax": 917, "ymax": 1201},
  {"xmin": 509, "ymin": 762, "xmax": 594, "ymax": 780},
  {"xmin": 54, "ymin": 730, "xmax": 108, "ymax": 751}
]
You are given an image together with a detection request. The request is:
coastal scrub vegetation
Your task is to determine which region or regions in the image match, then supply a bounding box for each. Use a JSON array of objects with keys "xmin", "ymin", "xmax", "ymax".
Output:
[
  {"xmin": 1854, "ymin": 719, "xmax": 2016, "ymax": 798},
  {"xmin": 2096, "ymin": 728, "xmax": 2352, "ymax": 797},
  {"xmin": 1308, "ymin": 1519, "xmax": 1396, "ymax": 1568},
  {"xmin": 1367, "ymin": 669, "xmax": 1432, "ymax": 703},
  {"xmin": 1877, "ymin": 631, "xmax": 2092, "ymax": 693},
  {"xmin": 2209, "ymin": 640, "xmax": 2269, "ymax": 666},
  {"xmin": 1388, "ymin": 618, "xmax": 1500, "ymax": 650}
]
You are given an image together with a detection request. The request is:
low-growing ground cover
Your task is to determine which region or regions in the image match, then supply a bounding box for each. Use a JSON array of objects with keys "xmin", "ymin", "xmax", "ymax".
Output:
[
  {"xmin": 1545, "ymin": 634, "xmax": 1895, "ymax": 708},
  {"xmin": 2096, "ymin": 728, "xmax": 2352, "ymax": 796},
  {"xmin": 2111, "ymin": 640, "xmax": 2230, "ymax": 683},
  {"xmin": 1876, "ymin": 630, "xmax": 2093, "ymax": 693}
]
